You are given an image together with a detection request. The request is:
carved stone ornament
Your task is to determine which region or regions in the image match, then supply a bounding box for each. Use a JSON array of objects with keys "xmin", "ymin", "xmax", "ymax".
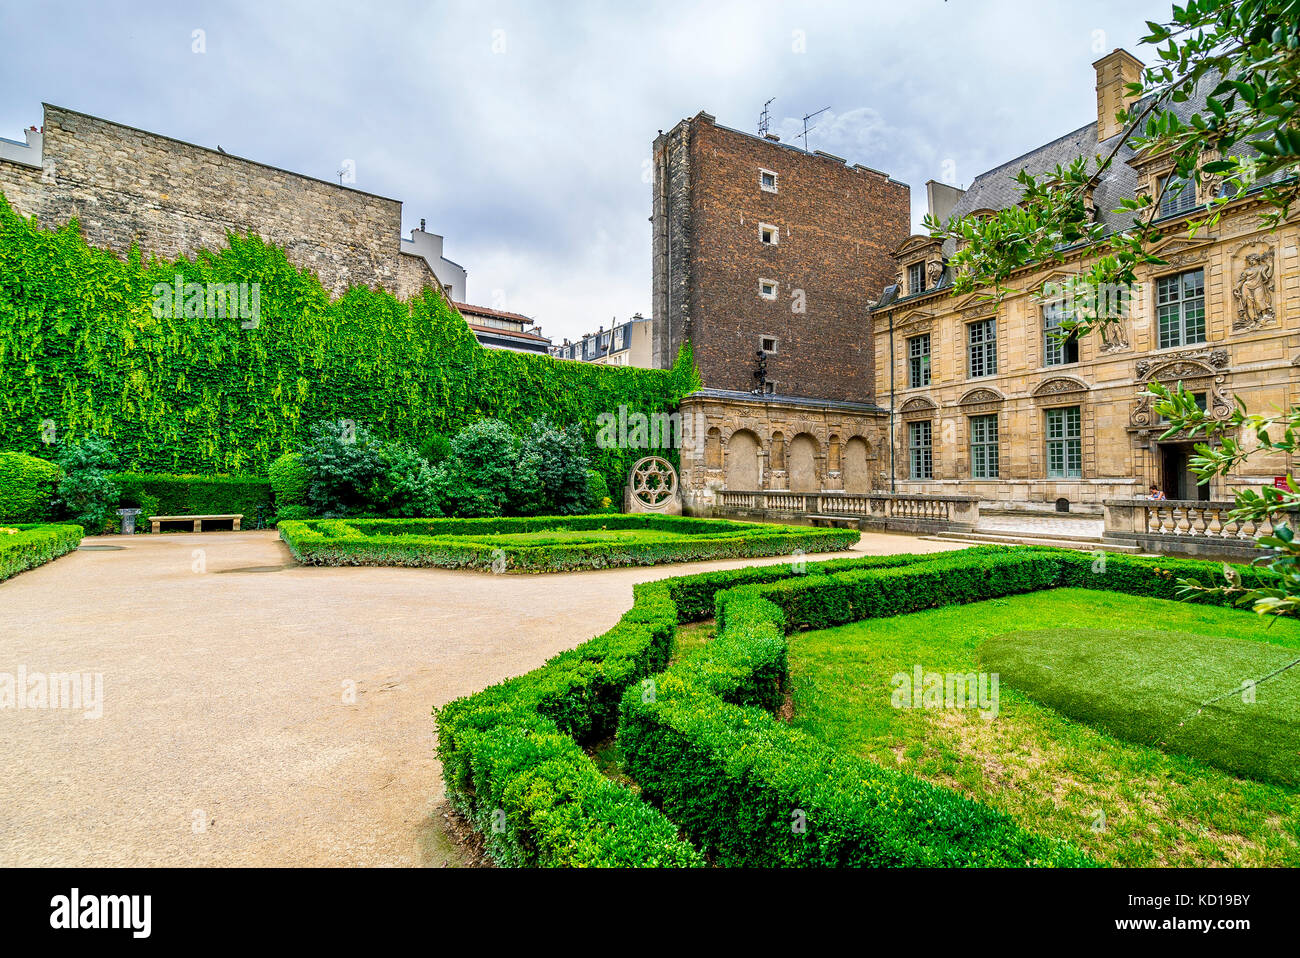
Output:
[
  {"xmin": 624, "ymin": 456, "xmax": 682, "ymax": 515},
  {"xmin": 1232, "ymin": 244, "xmax": 1276, "ymax": 331}
]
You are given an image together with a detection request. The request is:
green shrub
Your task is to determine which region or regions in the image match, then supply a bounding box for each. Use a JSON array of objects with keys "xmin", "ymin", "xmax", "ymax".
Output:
[
  {"xmin": 585, "ymin": 469, "xmax": 612, "ymax": 512},
  {"xmin": 0, "ymin": 523, "xmax": 83, "ymax": 581},
  {"xmin": 430, "ymin": 419, "xmax": 520, "ymax": 518},
  {"xmin": 268, "ymin": 452, "xmax": 311, "ymax": 507},
  {"xmin": 0, "ymin": 452, "xmax": 61, "ymax": 522},
  {"xmin": 419, "ymin": 433, "xmax": 452, "ymax": 468},
  {"xmin": 53, "ymin": 436, "xmax": 121, "ymax": 534},
  {"xmin": 511, "ymin": 420, "xmax": 591, "ymax": 516},
  {"xmin": 617, "ymin": 548, "xmax": 1092, "ymax": 867}
]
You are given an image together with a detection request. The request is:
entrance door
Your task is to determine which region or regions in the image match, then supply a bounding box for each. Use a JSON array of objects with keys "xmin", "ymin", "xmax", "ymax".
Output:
[{"xmin": 1160, "ymin": 444, "xmax": 1209, "ymax": 501}]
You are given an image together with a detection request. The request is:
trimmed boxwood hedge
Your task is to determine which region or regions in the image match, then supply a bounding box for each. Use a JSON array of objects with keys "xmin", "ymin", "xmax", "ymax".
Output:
[
  {"xmin": 0, "ymin": 523, "xmax": 83, "ymax": 582},
  {"xmin": 0, "ymin": 452, "xmax": 61, "ymax": 522},
  {"xmin": 438, "ymin": 544, "xmax": 1283, "ymax": 867},
  {"xmin": 281, "ymin": 514, "xmax": 857, "ymax": 573},
  {"xmin": 114, "ymin": 473, "xmax": 274, "ymax": 528}
]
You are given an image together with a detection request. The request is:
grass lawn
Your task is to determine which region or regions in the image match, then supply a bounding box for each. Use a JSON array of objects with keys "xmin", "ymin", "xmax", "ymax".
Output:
[
  {"xmin": 786, "ymin": 588, "xmax": 1300, "ymax": 867},
  {"xmin": 983, "ymin": 627, "xmax": 1299, "ymax": 786}
]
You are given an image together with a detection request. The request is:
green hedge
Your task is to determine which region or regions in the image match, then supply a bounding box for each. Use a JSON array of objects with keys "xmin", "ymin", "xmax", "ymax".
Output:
[
  {"xmin": 618, "ymin": 549, "xmax": 1092, "ymax": 867},
  {"xmin": 113, "ymin": 473, "xmax": 274, "ymax": 528},
  {"xmin": 281, "ymin": 514, "xmax": 857, "ymax": 573},
  {"xmin": 0, "ymin": 192, "xmax": 697, "ymax": 497},
  {"xmin": 0, "ymin": 523, "xmax": 83, "ymax": 582},
  {"xmin": 0, "ymin": 452, "xmax": 61, "ymax": 522},
  {"xmin": 435, "ymin": 576, "xmax": 702, "ymax": 866},
  {"xmin": 439, "ymin": 545, "xmax": 1280, "ymax": 867}
]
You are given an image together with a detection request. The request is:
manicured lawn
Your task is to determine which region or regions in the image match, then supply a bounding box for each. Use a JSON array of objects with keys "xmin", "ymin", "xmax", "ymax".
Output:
[
  {"xmin": 983, "ymin": 626, "xmax": 1299, "ymax": 786},
  {"xmin": 787, "ymin": 589, "xmax": 1300, "ymax": 866}
]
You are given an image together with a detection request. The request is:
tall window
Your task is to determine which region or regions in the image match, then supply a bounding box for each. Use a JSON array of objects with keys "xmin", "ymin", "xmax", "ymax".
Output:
[
  {"xmin": 908, "ymin": 420, "xmax": 933, "ymax": 480},
  {"xmin": 967, "ymin": 318, "xmax": 997, "ymax": 378},
  {"xmin": 970, "ymin": 414, "xmax": 999, "ymax": 479},
  {"xmin": 1042, "ymin": 301, "xmax": 1079, "ymax": 366},
  {"xmin": 908, "ymin": 262, "xmax": 926, "ymax": 295},
  {"xmin": 1159, "ymin": 173, "xmax": 1197, "ymax": 217},
  {"xmin": 1046, "ymin": 406, "xmax": 1082, "ymax": 479},
  {"xmin": 907, "ymin": 333, "xmax": 931, "ymax": 388},
  {"xmin": 1156, "ymin": 269, "xmax": 1205, "ymax": 348}
]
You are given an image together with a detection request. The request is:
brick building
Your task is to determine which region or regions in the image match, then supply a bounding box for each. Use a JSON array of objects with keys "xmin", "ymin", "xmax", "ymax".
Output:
[{"xmin": 652, "ymin": 112, "xmax": 910, "ymax": 507}]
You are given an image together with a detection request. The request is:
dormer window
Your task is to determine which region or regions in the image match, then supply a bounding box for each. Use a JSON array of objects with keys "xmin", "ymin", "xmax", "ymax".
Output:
[
  {"xmin": 908, "ymin": 262, "xmax": 926, "ymax": 295},
  {"xmin": 1158, "ymin": 173, "xmax": 1197, "ymax": 217}
]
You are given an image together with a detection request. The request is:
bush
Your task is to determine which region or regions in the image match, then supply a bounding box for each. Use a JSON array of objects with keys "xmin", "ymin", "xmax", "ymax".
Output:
[
  {"xmin": 0, "ymin": 523, "xmax": 83, "ymax": 582},
  {"xmin": 114, "ymin": 473, "xmax": 274, "ymax": 528},
  {"xmin": 298, "ymin": 420, "xmax": 391, "ymax": 517},
  {"xmin": 0, "ymin": 452, "xmax": 61, "ymax": 522},
  {"xmin": 419, "ymin": 433, "xmax": 452, "ymax": 468},
  {"xmin": 53, "ymin": 436, "xmax": 121, "ymax": 534},
  {"xmin": 430, "ymin": 419, "xmax": 519, "ymax": 518},
  {"xmin": 585, "ymin": 469, "xmax": 612, "ymax": 513},
  {"xmin": 511, "ymin": 420, "xmax": 591, "ymax": 516},
  {"xmin": 268, "ymin": 452, "xmax": 311, "ymax": 507}
]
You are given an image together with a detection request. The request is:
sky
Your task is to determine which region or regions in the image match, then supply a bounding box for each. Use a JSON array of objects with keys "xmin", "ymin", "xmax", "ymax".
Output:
[{"xmin": 0, "ymin": 0, "xmax": 1172, "ymax": 344}]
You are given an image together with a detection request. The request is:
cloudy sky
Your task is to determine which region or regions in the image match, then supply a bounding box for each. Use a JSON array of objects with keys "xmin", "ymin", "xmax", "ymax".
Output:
[{"xmin": 1, "ymin": 0, "xmax": 1170, "ymax": 343}]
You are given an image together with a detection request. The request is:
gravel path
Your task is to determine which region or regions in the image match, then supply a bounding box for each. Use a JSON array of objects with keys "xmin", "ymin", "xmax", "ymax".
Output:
[{"xmin": 0, "ymin": 529, "xmax": 958, "ymax": 866}]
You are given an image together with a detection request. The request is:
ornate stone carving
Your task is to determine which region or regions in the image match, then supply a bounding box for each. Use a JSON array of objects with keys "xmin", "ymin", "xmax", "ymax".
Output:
[
  {"xmin": 926, "ymin": 259, "xmax": 945, "ymax": 288},
  {"xmin": 625, "ymin": 456, "xmax": 682, "ymax": 515},
  {"xmin": 958, "ymin": 388, "xmax": 1003, "ymax": 405},
  {"xmin": 1031, "ymin": 377, "xmax": 1089, "ymax": 399},
  {"xmin": 1136, "ymin": 347, "xmax": 1227, "ymax": 379},
  {"xmin": 900, "ymin": 396, "xmax": 937, "ymax": 420},
  {"xmin": 1232, "ymin": 245, "xmax": 1275, "ymax": 331},
  {"xmin": 1098, "ymin": 316, "xmax": 1130, "ymax": 353}
]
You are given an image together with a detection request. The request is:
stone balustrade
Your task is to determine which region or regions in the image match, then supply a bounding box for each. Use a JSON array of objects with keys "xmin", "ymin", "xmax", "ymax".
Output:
[
  {"xmin": 711, "ymin": 490, "xmax": 979, "ymax": 533},
  {"xmin": 1103, "ymin": 498, "xmax": 1293, "ymax": 558}
]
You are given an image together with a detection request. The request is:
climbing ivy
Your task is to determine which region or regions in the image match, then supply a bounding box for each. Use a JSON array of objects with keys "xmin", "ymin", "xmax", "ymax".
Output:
[{"xmin": 0, "ymin": 193, "xmax": 697, "ymax": 493}]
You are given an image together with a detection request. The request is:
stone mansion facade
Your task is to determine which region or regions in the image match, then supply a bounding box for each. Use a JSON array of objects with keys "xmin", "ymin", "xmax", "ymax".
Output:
[{"xmin": 872, "ymin": 51, "xmax": 1295, "ymax": 511}]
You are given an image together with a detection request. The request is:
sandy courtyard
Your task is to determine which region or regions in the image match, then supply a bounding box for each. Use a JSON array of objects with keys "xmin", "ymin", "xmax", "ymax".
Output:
[{"xmin": 0, "ymin": 529, "xmax": 958, "ymax": 866}]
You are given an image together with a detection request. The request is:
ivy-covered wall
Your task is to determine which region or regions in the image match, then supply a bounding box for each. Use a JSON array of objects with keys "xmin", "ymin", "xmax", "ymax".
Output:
[{"xmin": 0, "ymin": 194, "xmax": 698, "ymax": 493}]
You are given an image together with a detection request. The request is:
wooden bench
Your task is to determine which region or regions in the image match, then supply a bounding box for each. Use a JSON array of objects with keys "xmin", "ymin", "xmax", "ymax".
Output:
[{"xmin": 149, "ymin": 514, "xmax": 243, "ymax": 534}]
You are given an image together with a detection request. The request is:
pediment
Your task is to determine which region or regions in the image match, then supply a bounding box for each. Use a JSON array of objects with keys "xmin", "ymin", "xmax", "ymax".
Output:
[{"xmin": 1031, "ymin": 376, "xmax": 1089, "ymax": 398}]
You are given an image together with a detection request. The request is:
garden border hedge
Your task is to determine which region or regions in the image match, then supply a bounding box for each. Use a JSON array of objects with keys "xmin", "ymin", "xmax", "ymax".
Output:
[
  {"xmin": 0, "ymin": 523, "xmax": 84, "ymax": 582},
  {"xmin": 114, "ymin": 473, "xmax": 274, "ymax": 529},
  {"xmin": 436, "ymin": 544, "xmax": 1282, "ymax": 867},
  {"xmin": 280, "ymin": 514, "xmax": 857, "ymax": 573}
]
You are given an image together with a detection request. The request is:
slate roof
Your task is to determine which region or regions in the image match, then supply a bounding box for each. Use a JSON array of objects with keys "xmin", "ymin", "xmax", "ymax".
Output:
[{"xmin": 936, "ymin": 72, "xmax": 1273, "ymax": 262}]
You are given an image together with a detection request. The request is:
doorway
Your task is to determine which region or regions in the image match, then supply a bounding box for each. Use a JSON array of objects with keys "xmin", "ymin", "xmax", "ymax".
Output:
[{"xmin": 1160, "ymin": 444, "xmax": 1210, "ymax": 501}]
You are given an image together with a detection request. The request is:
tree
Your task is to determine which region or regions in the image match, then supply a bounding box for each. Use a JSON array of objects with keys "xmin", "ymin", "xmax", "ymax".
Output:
[{"xmin": 925, "ymin": 0, "xmax": 1299, "ymax": 614}]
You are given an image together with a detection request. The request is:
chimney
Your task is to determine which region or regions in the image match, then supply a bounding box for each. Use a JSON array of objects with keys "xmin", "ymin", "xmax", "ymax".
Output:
[{"xmin": 1093, "ymin": 48, "xmax": 1143, "ymax": 141}]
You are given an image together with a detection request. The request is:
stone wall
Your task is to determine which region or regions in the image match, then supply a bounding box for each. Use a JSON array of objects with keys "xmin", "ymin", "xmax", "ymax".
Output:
[
  {"xmin": 0, "ymin": 105, "xmax": 439, "ymax": 299},
  {"xmin": 651, "ymin": 112, "xmax": 910, "ymax": 401},
  {"xmin": 679, "ymin": 390, "xmax": 889, "ymax": 514}
]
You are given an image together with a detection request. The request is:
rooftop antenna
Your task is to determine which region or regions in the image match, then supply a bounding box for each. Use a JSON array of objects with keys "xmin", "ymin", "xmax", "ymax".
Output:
[
  {"xmin": 798, "ymin": 106, "xmax": 830, "ymax": 153},
  {"xmin": 758, "ymin": 97, "xmax": 775, "ymax": 137}
]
